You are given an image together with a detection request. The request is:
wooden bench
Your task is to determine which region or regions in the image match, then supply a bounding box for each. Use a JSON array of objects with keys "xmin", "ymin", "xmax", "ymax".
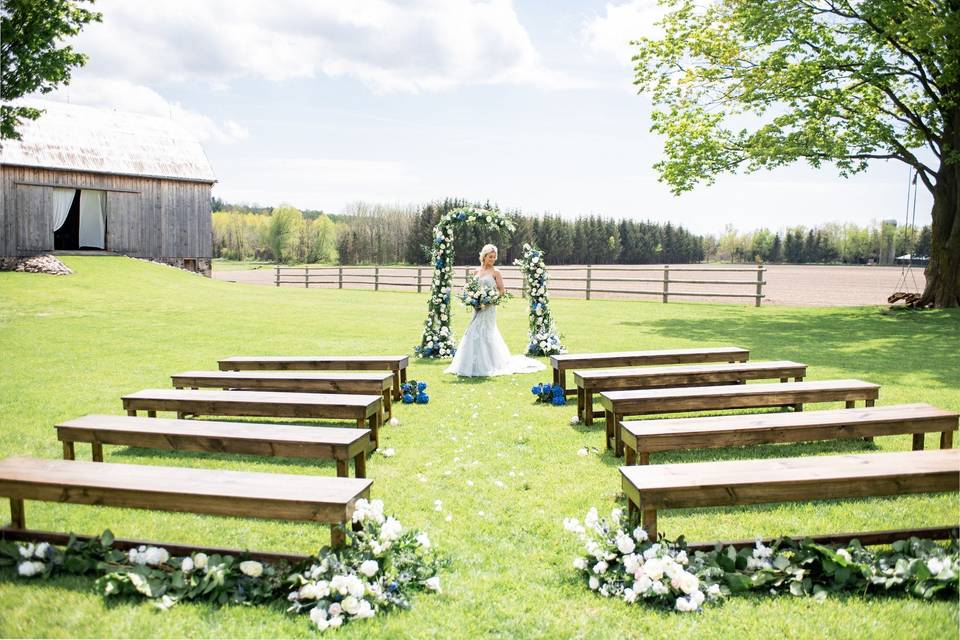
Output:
[
  {"xmin": 620, "ymin": 449, "xmax": 960, "ymax": 547},
  {"xmin": 621, "ymin": 403, "xmax": 958, "ymax": 465},
  {"xmin": 56, "ymin": 414, "xmax": 371, "ymax": 477},
  {"xmin": 218, "ymin": 355, "xmax": 409, "ymax": 400},
  {"xmin": 121, "ymin": 389, "xmax": 383, "ymax": 449},
  {"xmin": 0, "ymin": 457, "xmax": 372, "ymax": 558},
  {"xmin": 171, "ymin": 370, "xmax": 395, "ymax": 419},
  {"xmin": 601, "ymin": 379, "xmax": 880, "ymax": 456},
  {"xmin": 551, "ymin": 346, "xmax": 749, "ymax": 397},
  {"xmin": 575, "ymin": 360, "xmax": 806, "ymax": 425}
]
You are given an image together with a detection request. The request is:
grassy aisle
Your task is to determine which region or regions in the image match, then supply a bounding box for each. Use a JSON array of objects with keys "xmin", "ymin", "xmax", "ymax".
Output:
[{"xmin": 1, "ymin": 257, "xmax": 957, "ymax": 639}]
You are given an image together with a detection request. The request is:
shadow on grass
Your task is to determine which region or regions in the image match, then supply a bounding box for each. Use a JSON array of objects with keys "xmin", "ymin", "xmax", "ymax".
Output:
[
  {"xmin": 628, "ymin": 306, "xmax": 960, "ymax": 387},
  {"xmin": 596, "ymin": 436, "xmax": 879, "ymax": 469},
  {"xmin": 108, "ymin": 446, "xmax": 341, "ymax": 472}
]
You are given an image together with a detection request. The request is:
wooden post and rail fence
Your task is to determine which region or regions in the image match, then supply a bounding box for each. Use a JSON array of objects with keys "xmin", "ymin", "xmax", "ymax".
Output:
[{"xmin": 274, "ymin": 264, "xmax": 766, "ymax": 306}]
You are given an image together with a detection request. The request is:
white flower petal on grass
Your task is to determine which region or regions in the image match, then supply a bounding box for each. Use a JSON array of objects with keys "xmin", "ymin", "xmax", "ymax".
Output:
[
  {"xmin": 577, "ymin": 448, "xmax": 588, "ymax": 457},
  {"xmin": 477, "ymin": 511, "xmax": 485, "ymax": 517},
  {"xmin": 381, "ymin": 448, "xmax": 396, "ymax": 457},
  {"xmin": 434, "ymin": 499, "xmax": 443, "ymax": 512},
  {"xmin": 425, "ymin": 576, "xmax": 442, "ymax": 593},
  {"xmin": 444, "ymin": 514, "xmax": 453, "ymax": 522},
  {"xmin": 466, "ymin": 480, "xmax": 474, "ymax": 487},
  {"xmin": 570, "ymin": 415, "xmax": 581, "ymax": 425},
  {"xmin": 389, "ymin": 417, "xmax": 400, "ymax": 427},
  {"xmin": 494, "ymin": 480, "xmax": 505, "ymax": 488}
]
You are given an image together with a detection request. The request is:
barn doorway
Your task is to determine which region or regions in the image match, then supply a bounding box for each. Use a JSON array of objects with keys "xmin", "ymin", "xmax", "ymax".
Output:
[{"xmin": 53, "ymin": 188, "xmax": 106, "ymax": 250}]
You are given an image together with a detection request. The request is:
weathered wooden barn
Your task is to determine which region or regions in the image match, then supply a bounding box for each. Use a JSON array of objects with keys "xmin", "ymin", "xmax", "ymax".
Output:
[{"xmin": 0, "ymin": 100, "xmax": 216, "ymax": 275}]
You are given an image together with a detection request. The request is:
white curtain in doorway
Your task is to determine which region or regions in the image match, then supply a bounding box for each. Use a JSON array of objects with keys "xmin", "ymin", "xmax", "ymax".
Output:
[
  {"xmin": 78, "ymin": 189, "xmax": 106, "ymax": 249},
  {"xmin": 51, "ymin": 188, "xmax": 75, "ymax": 231}
]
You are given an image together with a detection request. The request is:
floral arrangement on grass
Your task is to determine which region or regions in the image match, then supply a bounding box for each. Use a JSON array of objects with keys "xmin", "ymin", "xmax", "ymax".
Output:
[
  {"xmin": 1, "ymin": 500, "xmax": 445, "ymax": 633},
  {"xmin": 566, "ymin": 506, "xmax": 959, "ymax": 612},
  {"xmin": 459, "ymin": 274, "xmax": 510, "ymax": 310},
  {"xmin": 514, "ymin": 243, "xmax": 564, "ymax": 356},
  {"xmin": 415, "ymin": 207, "xmax": 515, "ymax": 359},
  {"xmin": 401, "ymin": 380, "xmax": 429, "ymax": 404},
  {"xmin": 532, "ymin": 382, "xmax": 566, "ymax": 405}
]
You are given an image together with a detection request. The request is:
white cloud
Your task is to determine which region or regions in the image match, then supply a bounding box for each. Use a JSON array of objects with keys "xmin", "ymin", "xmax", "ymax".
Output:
[
  {"xmin": 44, "ymin": 77, "xmax": 249, "ymax": 143},
  {"xmin": 582, "ymin": 1, "xmax": 668, "ymax": 65},
  {"xmin": 74, "ymin": 0, "xmax": 579, "ymax": 93}
]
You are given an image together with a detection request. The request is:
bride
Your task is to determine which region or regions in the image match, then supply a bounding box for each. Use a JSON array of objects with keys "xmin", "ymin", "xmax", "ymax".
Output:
[{"xmin": 445, "ymin": 244, "xmax": 546, "ymax": 377}]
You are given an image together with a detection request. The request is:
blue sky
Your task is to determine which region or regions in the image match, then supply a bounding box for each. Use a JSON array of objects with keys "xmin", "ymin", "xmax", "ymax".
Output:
[{"xmin": 41, "ymin": 0, "xmax": 932, "ymax": 235}]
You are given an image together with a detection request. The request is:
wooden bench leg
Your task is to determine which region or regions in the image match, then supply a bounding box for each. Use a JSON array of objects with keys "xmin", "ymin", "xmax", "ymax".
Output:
[
  {"xmin": 614, "ymin": 414, "xmax": 625, "ymax": 457},
  {"xmin": 941, "ymin": 430, "xmax": 954, "ymax": 449},
  {"xmin": 557, "ymin": 369, "xmax": 570, "ymax": 397},
  {"xmin": 392, "ymin": 370, "xmax": 401, "ymax": 400},
  {"xmin": 585, "ymin": 391, "xmax": 595, "ymax": 426},
  {"xmin": 780, "ymin": 377, "xmax": 788, "ymax": 383},
  {"xmin": 846, "ymin": 400, "xmax": 855, "ymax": 409},
  {"xmin": 605, "ymin": 411, "xmax": 615, "ymax": 451},
  {"xmin": 795, "ymin": 376, "xmax": 804, "ymax": 382},
  {"xmin": 912, "ymin": 433, "xmax": 925, "ymax": 451},
  {"xmin": 366, "ymin": 414, "xmax": 380, "ymax": 450},
  {"xmin": 862, "ymin": 399, "xmax": 876, "ymax": 441},
  {"xmin": 177, "ymin": 412, "xmax": 186, "ymax": 419},
  {"xmin": 639, "ymin": 451, "xmax": 649, "ymax": 465},
  {"xmin": 147, "ymin": 410, "xmax": 157, "ymax": 418},
  {"xmin": 9, "ymin": 498, "xmax": 25, "ymax": 529},
  {"xmin": 624, "ymin": 445, "xmax": 635, "ymax": 465},
  {"xmin": 576, "ymin": 386, "xmax": 585, "ymax": 423},
  {"xmin": 127, "ymin": 409, "xmax": 137, "ymax": 417},
  {"xmin": 627, "ymin": 497, "xmax": 639, "ymax": 522},
  {"xmin": 552, "ymin": 366, "xmax": 560, "ymax": 387},
  {"xmin": 62, "ymin": 440, "xmax": 75, "ymax": 461},
  {"xmin": 383, "ymin": 391, "xmax": 392, "ymax": 420},
  {"xmin": 336, "ymin": 459, "xmax": 349, "ymax": 478},
  {"xmin": 330, "ymin": 524, "xmax": 345, "ymax": 548},
  {"xmin": 642, "ymin": 507, "xmax": 657, "ymax": 540},
  {"xmin": 92, "ymin": 443, "xmax": 104, "ymax": 462},
  {"xmin": 354, "ymin": 451, "xmax": 367, "ymax": 478},
  {"xmin": 866, "ymin": 399, "xmax": 875, "ymax": 407},
  {"xmin": 793, "ymin": 403, "xmax": 803, "ymax": 412},
  {"xmin": 400, "ymin": 367, "xmax": 407, "ymax": 385}
]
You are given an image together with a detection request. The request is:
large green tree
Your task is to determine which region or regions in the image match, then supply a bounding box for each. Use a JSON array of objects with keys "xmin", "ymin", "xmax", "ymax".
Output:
[
  {"xmin": 634, "ymin": 0, "xmax": 959, "ymax": 307},
  {"xmin": 0, "ymin": 0, "xmax": 101, "ymax": 140}
]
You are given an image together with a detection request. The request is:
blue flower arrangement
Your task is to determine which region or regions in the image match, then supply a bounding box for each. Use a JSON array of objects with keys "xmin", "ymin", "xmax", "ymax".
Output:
[
  {"xmin": 531, "ymin": 382, "xmax": 566, "ymax": 405},
  {"xmin": 401, "ymin": 380, "xmax": 430, "ymax": 404}
]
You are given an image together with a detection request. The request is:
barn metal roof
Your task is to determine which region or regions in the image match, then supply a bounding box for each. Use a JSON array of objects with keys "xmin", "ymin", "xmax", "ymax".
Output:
[{"xmin": 0, "ymin": 100, "xmax": 216, "ymax": 183}]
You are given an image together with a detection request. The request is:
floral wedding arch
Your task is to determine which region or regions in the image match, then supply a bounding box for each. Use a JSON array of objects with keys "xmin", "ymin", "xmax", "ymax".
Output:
[
  {"xmin": 415, "ymin": 207, "xmax": 515, "ymax": 359},
  {"xmin": 514, "ymin": 243, "xmax": 565, "ymax": 356}
]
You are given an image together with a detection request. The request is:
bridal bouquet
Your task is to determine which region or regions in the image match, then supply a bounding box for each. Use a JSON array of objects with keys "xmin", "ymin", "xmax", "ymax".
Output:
[{"xmin": 460, "ymin": 275, "xmax": 509, "ymax": 310}]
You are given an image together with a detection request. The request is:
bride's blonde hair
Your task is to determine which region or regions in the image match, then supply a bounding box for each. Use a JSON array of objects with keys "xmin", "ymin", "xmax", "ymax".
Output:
[{"xmin": 479, "ymin": 244, "xmax": 498, "ymax": 263}]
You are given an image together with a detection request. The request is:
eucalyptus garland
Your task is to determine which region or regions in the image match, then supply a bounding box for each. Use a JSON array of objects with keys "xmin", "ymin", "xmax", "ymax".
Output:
[
  {"xmin": 514, "ymin": 243, "xmax": 565, "ymax": 356},
  {"xmin": 415, "ymin": 207, "xmax": 515, "ymax": 359}
]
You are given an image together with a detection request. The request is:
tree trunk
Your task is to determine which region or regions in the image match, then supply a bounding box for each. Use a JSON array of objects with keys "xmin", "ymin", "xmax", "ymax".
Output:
[{"xmin": 920, "ymin": 105, "xmax": 960, "ymax": 309}]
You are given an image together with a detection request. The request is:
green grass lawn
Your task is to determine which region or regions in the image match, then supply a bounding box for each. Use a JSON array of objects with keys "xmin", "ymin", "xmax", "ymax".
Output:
[{"xmin": 1, "ymin": 256, "xmax": 958, "ymax": 639}]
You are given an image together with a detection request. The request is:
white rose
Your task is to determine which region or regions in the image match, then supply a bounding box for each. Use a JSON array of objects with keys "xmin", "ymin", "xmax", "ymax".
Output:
[
  {"xmin": 239, "ymin": 560, "xmax": 263, "ymax": 578},
  {"xmin": 416, "ymin": 532, "xmax": 431, "ymax": 549},
  {"xmin": 633, "ymin": 527, "xmax": 648, "ymax": 542},
  {"xmin": 381, "ymin": 517, "xmax": 403, "ymax": 541},
  {"xmin": 18, "ymin": 543, "xmax": 34, "ymax": 558},
  {"xmin": 691, "ymin": 589, "xmax": 706, "ymax": 605},
  {"xmin": 359, "ymin": 560, "xmax": 379, "ymax": 577},
  {"xmin": 616, "ymin": 533, "xmax": 636, "ymax": 555},
  {"xmin": 341, "ymin": 596, "xmax": 360, "ymax": 615},
  {"xmin": 623, "ymin": 554, "xmax": 640, "ymax": 574},
  {"xmin": 707, "ymin": 583, "xmax": 722, "ymax": 598},
  {"xmin": 588, "ymin": 576, "xmax": 600, "ymax": 590},
  {"xmin": 299, "ymin": 583, "xmax": 320, "ymax": 600},
  {"xmin": 573, "ymin": 557, "xmax": 587, "ymax": 570},
  {"xmin": 927, "ymin": 557, "xmax": 945, "ymax": 575},
  {"xmin": 35, "ymin": 542, "xmax": 50, "ymax": 558},
  {"xmin": 635, "ymin": 575, "xmax": 653, "ymax": 594},
  {"xmin": 677, "ymin": 571, "xmax": 699, "ymax": 594},
  {"xmin": 675, "ymin": 550, "xmax": 688, "ymax": 565},
  {"xmin": 348, "ymin": 575, "xmax": 366, "ymax": 598},
  {"xmin": 17, "ymin": 561, "xmax": 43, "ymax": 577},
  {"xmin": 180, "ymin": 557, "xmax": 194, "ymax": 573},
  {"xmin": 623, "ymin": 588, "xmax": 638, "ymax": 604},
  {"xmin": 675, "ymin": 596, "xmax": 697, "ymax": 612},
  {"xmin": 593, "ymin": 561, "xmax": 608, "ymax": 574},
  {"xmin": 644, "ymin": 558, "xmax": 665, "ymax": 581},
  {"xmin": 354, "ymin": 599, "xmax": 375, "ymax": 619},
  {"xmin": 193, "ymin": 553, "xmax": 209, "ymax": 570},
  {"xmin": 328, "ymin": 602, "xmax": 343, "ymax": 617},
  {"xmin": 327, "ymin": 616, "xmax": 343, "ymax": 628},
  {"xmin": 310, "ymin": 607, "xmax": 329, "ymax": 631},
  {"xmin": 425, "ymin": 576, "xmax": 442, "ymax": 592}
]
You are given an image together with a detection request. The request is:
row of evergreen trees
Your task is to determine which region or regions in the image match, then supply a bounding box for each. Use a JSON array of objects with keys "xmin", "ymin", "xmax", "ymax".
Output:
[{"xmin": 336, "ymin": 198, "xmax": 704, "ymax": 266}]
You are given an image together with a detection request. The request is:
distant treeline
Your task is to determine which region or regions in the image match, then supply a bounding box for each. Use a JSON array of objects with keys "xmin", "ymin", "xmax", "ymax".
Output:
[
  {"xmin": 211, "ymin": 197, "xmax": 930, "ymax": 266},
  {"xmin": 212, "ymin": 198, "xmax": 704, "ymax": 265},
  {"xmin": 707, "ymin": 223, "xmax": 932, "ymax": 264}
]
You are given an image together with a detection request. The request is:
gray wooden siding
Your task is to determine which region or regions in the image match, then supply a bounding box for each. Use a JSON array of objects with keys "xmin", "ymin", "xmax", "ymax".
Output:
[{"xmin": 0, "ymin": 165, "xmax": 211, "ymax": 258}]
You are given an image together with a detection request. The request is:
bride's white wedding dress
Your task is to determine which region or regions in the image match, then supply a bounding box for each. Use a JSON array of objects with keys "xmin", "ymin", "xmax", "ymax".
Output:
[{"xmin": 445, "ymin": 275, "xmax": 546, "ymax": 377}]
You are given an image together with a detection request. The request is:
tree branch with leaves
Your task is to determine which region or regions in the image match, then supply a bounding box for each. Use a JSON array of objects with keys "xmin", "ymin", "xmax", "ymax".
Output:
[{"xmin": 634, "ymin": 0, "xmax": 959, "ymax": 307}]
